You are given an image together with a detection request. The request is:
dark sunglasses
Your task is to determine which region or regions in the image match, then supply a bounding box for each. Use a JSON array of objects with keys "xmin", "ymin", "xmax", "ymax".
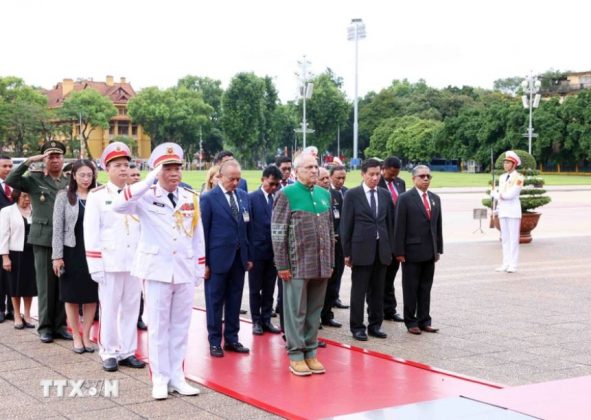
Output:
[
  {"xmin": 416, "ymin": 174, "xmax": 432, "ymax": 180},
  {"xmin": 267, "ymin": 181, "xmax": 280, "ymax": 187}
]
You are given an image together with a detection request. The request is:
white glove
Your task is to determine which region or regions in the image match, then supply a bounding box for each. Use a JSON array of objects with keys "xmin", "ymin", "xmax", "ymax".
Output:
[
  {"xmin": 144, "ymin": 164, "xmax": 162, "ymax": 186},
  {"xmin": 91, "ymin": 272, "xmax": 105, "ymax": 284}
]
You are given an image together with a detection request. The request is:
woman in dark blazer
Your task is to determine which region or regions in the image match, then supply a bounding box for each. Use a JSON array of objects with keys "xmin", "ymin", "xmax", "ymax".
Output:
[
  {"xmin": 52, "ymin": 160, "xmax": 98, "ymax": 353},
  {"xmin": 0, "ymin": 189, "xmax": 37, "ymax": 329}
]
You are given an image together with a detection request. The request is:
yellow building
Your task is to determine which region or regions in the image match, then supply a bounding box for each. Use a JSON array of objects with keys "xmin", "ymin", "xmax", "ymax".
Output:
[{"xmin": 45, "ymin": 76, "xmax": 151, "ymax": 159}]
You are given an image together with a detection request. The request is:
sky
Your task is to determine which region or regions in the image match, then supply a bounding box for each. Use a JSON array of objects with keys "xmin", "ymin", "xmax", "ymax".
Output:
[{"xmin": 1, "ymin": 0, "xmax": 589, "ymax": 102}]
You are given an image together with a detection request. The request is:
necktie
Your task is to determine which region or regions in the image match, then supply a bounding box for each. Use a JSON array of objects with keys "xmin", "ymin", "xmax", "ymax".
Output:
[
  {"xmin": 422, "ymin": 192, "xmax": 431, "ymax": 220},
  {"xmin": 227, "ymin": 191, "xmax": 239, "ymax": 220},
  {"xmin": 267, "ymin": 193, "xmax": 274, "ymax": 210},
  {"xmin": 387, "ymin": 181, "xmax": 398, "ymax": 205},
  {"xmin": 506, "ymin": 174, "xmax": 510, "ymax": 181},
  {"xmin": 369, "ymin": 189, "xmax": 377, "ymax": 218},
  {"xmin": 3, "ymin": 183, "xmax": 12, "ymax": 202},
  {"xmin": 167, "ymin": 192, "xmax": 176, "ymax": 208}
]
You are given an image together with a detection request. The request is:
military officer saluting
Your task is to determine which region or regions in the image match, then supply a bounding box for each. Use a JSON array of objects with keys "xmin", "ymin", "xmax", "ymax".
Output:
[
  {"xmin": 6, "ymin": 141, "xmax": 72, "ymax": 343},
  {"xmin": 84, "ymin": 142, "xmax": 145, "ymax": 372},
  {"xmin": 491, "ymin": 150, "xmax": 524, "ymax": 273},
  {"xmin": 112, "ymin": 143, "xmax": 205, "ymax": 400}
]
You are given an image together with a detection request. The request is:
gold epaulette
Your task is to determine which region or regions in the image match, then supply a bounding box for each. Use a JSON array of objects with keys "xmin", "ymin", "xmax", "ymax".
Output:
[
  {"xmin": 181, "ymin": 186, "xmax": 198, "ymax": 195},
  {"xmin": 91, "ymin": 185, "xmax": 106, "ymax": 192}
]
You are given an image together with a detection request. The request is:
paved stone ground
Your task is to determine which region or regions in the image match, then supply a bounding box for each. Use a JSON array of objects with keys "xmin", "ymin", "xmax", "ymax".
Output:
[{"xmin": 0, "ymin": 187, "xmax": 590, "ymax": 418}]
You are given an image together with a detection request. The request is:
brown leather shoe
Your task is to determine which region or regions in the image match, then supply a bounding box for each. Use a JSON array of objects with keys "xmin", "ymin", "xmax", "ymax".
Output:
[
  {"xmin": 420, "ymin": 326, "xmax": 439, "ymax": 333},
  {"xmin": 407, "ymin": 327, "xmax": 422, "ymax": 335},
  {"xmin": 305, "ymin": 358, "xmax": 326, "ymax": 374}
]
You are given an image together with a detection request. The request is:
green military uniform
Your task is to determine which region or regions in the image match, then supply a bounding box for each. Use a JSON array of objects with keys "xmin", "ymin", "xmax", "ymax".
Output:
[
  {"xmin": 271, "ymin": 181, "xmax": 334, "ymax": 362},
  {"xmin": 6, "ymin": 142, "xmax": 69, "ymax": 337}
]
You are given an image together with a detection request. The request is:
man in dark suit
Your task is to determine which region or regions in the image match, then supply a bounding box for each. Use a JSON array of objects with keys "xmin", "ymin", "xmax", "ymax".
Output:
[
  {"xmin": 247, "ymin": 165, "xmax": 282, "ymax": 335},
  {"xmin": 213, "ymin": 151, "xmax": 248, "ymax": 192},
  {"xmin": 0, "ymin": 155, "xmax": 15, "ymax": 322},
  {"xmin": 378, "ymin": 156, "xmax": 406, "ymax": 323},
  {"xmin": 275, "ymin": 156, "xmax": 294, "ymax": 189},
  {"xmin": 200, "ymin": 159, "xmax": 253, "ymax": 357},
  {"xmin": 341, "ymin": 159, "xmax": 395, "ymax": 341},
  {"xmin": 321, "ymin": 165, "xmax": 348, "ymax": 327},
  {"xmin": 393, "ymin": 165, "xmax": 443, "ymax": 335}
]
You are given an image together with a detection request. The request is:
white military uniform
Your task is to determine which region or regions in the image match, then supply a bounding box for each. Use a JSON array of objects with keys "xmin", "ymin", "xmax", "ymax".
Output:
[
  {"xmin": 495, "ymin": 170, "xmax": 524, "ymax": 271},
  {"xmin": 112, "ymin": 158, "xmax": 205, "ymax": 390},
  {"xmin": 84, "ymin": 181, "xmax": 141, "ymax": 362}
]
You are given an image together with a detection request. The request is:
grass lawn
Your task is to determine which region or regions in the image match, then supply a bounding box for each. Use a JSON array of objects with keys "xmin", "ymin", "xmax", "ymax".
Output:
[{"xmin": 97, "ymin": 170, "xmax": 591, "ymax": 189}]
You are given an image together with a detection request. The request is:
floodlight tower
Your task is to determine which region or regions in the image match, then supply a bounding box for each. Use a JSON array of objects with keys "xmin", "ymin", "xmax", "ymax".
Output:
[{"xmin": 348, "ymin": 18, "xmax": 366, "ymax": 166}]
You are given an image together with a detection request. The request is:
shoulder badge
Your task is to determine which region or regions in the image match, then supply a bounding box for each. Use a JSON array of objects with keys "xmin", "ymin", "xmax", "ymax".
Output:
[
  {"xmin": 181, "ymin": 186, "xmax": 198, "ymax": 195},
  {"xmin": 91, "ymin": 185, "xmax": 106, "ymax": 193}
]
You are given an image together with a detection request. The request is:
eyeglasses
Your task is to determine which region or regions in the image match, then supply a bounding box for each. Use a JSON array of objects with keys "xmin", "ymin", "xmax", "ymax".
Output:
[
  {"xmin": 416, "ymin": 174, "xmax": 432, "ymax": 180},
  {"xmin": 267, "ymin": 181, "xmax": 280, "ymax": 187}
]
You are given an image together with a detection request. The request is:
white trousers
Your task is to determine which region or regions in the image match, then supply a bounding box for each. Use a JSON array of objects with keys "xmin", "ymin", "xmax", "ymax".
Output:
[
  {"xmin": 144, "ymin": 280, "xmax": 194, "ymax": 386},
  {"xmin": 500, "ymin": 217, "xmax": 521, "ymax": 269},
  {"xmin": 98, "ymin": 272, "xmax": 142, "ymax": 361}
]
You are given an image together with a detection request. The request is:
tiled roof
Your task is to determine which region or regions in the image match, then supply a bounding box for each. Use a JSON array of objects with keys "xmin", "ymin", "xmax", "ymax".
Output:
[{"xmin": 46, "ymin": 79, "xmax": 137, "ymax": 108}]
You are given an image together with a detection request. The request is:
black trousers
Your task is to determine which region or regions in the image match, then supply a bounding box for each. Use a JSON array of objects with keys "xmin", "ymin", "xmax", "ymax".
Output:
[
  {"xmin": 350, "ymin": 250, "xmax": 386, "ymax": 333},
  {"xmin": 321, "ymin": 238, "xmax": 344, "ymax": 322},
  {"xmin": 383, "ymin": 259, "xmax": 400, "ymax": 316},
  {"xmin": 0, "ymin": 269, "xmax": 14, "ymax": 314},
  {"xmin": 401, "ymin": 260, "xmax": 435, "ymax": 329},
  {"xmin": 248, "ymin": 258, "xmax": 277, "ymax": 324}
]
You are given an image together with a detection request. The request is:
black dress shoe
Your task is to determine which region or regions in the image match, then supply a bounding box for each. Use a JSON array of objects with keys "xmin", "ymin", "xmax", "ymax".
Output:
[
  {"xmin": 368, "ymin": 329, "xmax": 388, "ymax": 339},
  {"xmin": 119, "ymin": 355, "xmax": 146, "ymax": 368},
  {"xmin": 420, "ymin": 326, "xmax": 439, "ymax": 333},
  {"xmin": 334, "ymin": 300, "xmax": 349, "ymax": 309},
  {"xmin": 210, "ymin": 345, "xmax": 224, "ymax": 357},
  {"xmin": 72, "ymin": 346, "xmax": 85, "ymax": 354},
  {"xmin": 262, "ymin": 322, "xmax": 281, "ymax": 334},
  {"xmin": 24, "ymin": 321, "xmax": 35, "ymax": 328},
  {"xmin": 271, "ymin": 311, "xmax": 278, "ymax": 318},
  {"xmin": 223, "ymin": 342, "xmax": 250, "ymax": 353},
  {"xmin": 0, "ymin": 312, "xmax": 5, "ymax": 323},
  {"xmin": 103, "ymin": 358, "xmax": 118, "ymax": 372},
  {"xmin": 352, "ymin": 331, "xmax": 368, "ymax": 341},
  {"xmin": 384, "ymin": 313, "xmax": 404, "ymax": 322},
  {"xmin": 239, "ymin": 309, "xmax": 247, "ymax": 315},
  {"xmin": 322, "ymin": 319, "xmax": 342, "ymax": 328},
  {"xmin": 54, "ymin": 330, "xmax": 73, "ymax": 340},
  {"xmin": 318, "ymin": 340, "xmax": 327, "ymax": 348},
  {"xmin": 5, "ymin": 312, "xmax": 14, "ymax": 321},
  {"xmin": 252, "ymin": 323, "xmax": 264, "ymax": 335},
  {"xmin": 137, "ymin": 319, "xmax": 148, "ymax": 331},
  {"xmin": 14, "ymin": 323, "xmax": 25, "ymax": 330},
  {"xmin": 40, "ymin": 332, "xmax": 54, "ymax": 343}
]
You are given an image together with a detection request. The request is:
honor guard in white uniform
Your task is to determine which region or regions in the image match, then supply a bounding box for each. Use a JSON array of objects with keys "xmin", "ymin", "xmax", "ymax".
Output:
[
  {"xmin": 492, "ymin": 150, "xmax": 524, "ymax": 273},
  {"xmin": 112, "ymin": 143, "xmax": 205, "ymax": 400},
  {"xmin": 84, "ymin": 142, "xmax": 146, "ymax": 372}
]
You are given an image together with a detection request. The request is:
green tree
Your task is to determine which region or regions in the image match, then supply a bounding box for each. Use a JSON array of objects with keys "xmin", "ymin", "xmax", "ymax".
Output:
[
  {"xmin": 303, "ymin": 69, "xmax": 350, "ymax": 154},
  {"xmin": 128, "ymin": 87, "xmax": 173, "ymax": 146},
  {"xmin": 0, "ymin": 76, "xmax": 50, "ymax": 155},
  {"xmin": 222, "ymin": 72, "xmax": 279, "ymax": 166},
  {"xmin": 493, "ymin": 76, "xmax": 524, "ymax": 96},
  {"xmin": 58, "ymin": 89, "xmax": 117, "ymax": 160}
]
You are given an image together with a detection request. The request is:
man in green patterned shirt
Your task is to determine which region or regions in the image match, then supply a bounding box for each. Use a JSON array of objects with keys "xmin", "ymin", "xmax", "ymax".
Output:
[{"xmin": 272, "ymin": 153, "xmax": 334, "ymax": 377}]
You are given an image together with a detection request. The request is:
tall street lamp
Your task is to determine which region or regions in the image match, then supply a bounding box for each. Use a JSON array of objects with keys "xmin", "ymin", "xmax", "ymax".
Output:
[
  {"xmin": 348, "ymin": 18, "xmax": 366, "ymax": 168},
  {"xmin": 521, "ymin": 72, "xmax": 541, "ymax": 155},
  {"xmin": 295, "ymin": 56, "xmax": 314, "ymax": 149}
]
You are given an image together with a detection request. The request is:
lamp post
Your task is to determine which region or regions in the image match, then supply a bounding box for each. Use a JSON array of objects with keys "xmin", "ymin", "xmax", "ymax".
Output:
[
  {"xmin": 348, "ymin": 18, "xmax": 366, "ymax": 168},
  {"xmin": 521, "ymin": 72, "xmax": 541, "ymax": 155},
  {"xmin": 295, "ymin": 56, "xmax": 314, "ymax": 149}
]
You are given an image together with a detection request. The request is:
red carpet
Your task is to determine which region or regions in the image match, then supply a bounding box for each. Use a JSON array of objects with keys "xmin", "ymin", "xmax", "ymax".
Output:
[
  {"xmin": 134, "ymin": 308, "xmax": 500, "ymax": 419},
  {"xmin": 463, "ymin": 375, "xmax": 591, "ymax": 420}
]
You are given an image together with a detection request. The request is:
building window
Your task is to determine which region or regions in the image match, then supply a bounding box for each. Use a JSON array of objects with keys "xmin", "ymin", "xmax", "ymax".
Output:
[
  {"xmin": 118, "ymin": 122, "xmax": 129, "ymax": 136},
  {"xmin": 109, "ymin": 123, "xmax": 115, "ymax": 135},
  {"xmin": 131, "ymin": 125, "xmax": 138, "ymax": 136},
  {"xmin": 118, "ymin": 107, "xmax": 127, "ymax": 115}
]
